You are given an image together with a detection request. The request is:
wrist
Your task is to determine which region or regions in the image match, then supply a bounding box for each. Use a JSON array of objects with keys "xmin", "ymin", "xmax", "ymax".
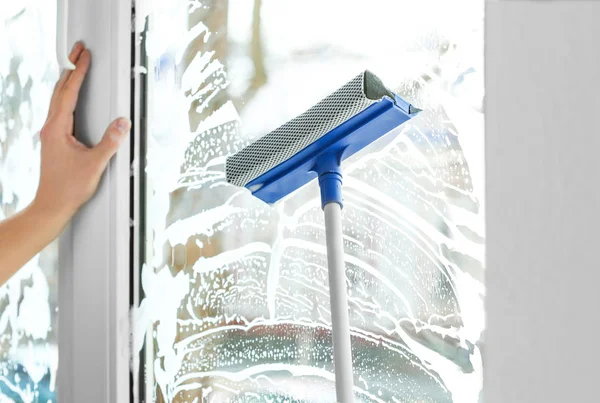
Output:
[{"xmin": 29, "ymin": 197, "xmax": 74, "ymax": 234}]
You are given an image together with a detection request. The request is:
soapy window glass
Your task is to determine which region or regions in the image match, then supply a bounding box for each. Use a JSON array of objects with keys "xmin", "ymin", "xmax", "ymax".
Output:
[
  {"xmin": 135, "ymin": 0, "xmax": 484, "ymax": 402},
  {"xmin": 0, "ymin": 1, "xmax": 59, "ymax": 401}
]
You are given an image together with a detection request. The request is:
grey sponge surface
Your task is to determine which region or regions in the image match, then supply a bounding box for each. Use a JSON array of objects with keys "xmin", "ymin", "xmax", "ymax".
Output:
[
  {"xmin": 226, "ymin": 70, "xmax": 393, "ymax": 187},
  {"xmin": 364, "ymin": 70, "xmax": 396, "ymax": 101}
]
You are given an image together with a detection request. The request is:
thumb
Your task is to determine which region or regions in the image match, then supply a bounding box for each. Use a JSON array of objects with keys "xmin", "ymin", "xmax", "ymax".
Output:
[{"xmin": 92, "ymin": 117, "xmax": 130, "ymax": 166}]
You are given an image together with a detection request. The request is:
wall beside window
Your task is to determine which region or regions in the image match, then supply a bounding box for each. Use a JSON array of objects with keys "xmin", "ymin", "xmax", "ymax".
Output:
[{"xmin": 485, "ymin": 2, "xmax": 600, "ymax": 403}]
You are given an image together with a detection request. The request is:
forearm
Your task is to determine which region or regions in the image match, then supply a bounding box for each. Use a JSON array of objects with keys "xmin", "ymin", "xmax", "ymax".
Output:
[{"xmin": 0, "ymin": 202, "xmax": 69, "ymax": 285}]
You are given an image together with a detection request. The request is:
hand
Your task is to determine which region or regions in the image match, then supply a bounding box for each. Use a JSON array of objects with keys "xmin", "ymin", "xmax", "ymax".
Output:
[
  {"xmin": 35, "ymin": 42, "xmax": 130, "ymax": 226},
  {"xmin": 0, "ymin": 42, "xmax": 130, "ymax": 284}
]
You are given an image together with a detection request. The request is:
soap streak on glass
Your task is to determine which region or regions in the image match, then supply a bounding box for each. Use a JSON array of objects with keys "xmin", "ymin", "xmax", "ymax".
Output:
[
  {"xmin": 0, "ymin": 1, "xmax": 60, "ymax": 402},
  {"xmin": 135, "ymin": 0, "xmax": 484, "ymax": 402}
]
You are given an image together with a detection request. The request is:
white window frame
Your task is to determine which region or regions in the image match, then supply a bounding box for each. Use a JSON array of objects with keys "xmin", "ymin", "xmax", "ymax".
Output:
[{"xmin": 57, "ymin": 0, "xmax": 132, "ymax": 401}]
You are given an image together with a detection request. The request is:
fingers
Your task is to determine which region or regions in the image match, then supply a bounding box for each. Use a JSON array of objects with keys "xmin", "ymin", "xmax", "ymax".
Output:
[
  {"xmin": 91, "ymin": 118, "xmax": 131, "ymax": 167},
  {"xmin": 49, "ymin": 42, "xmax": 85, "ymax": 115},
  {"xmin": 61, "ymin": 49, "xmax": 91, "ymax": 114}
]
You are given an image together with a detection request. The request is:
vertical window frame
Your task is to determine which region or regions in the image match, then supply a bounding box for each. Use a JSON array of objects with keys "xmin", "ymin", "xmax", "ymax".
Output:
[{"xmin": 57, "ymin": 0, "xmax": 132, "ymax": 401}]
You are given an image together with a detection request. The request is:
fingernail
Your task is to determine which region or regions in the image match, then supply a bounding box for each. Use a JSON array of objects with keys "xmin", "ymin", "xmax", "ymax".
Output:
[
  {"xmin": 116, "ymin": 118, "xmax": 131, "ymax": 134},
  {"xmin": 72, "ymin": 41, "xmax": 83, "ymax": 52}
]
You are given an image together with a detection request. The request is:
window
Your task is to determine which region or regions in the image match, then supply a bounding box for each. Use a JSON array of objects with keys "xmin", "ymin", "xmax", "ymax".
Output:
[
  {"xmin": 0, "ymin": 1, "xmax": 59, "ymax": 401},
  {"xmin": 144, "ymin": 0, "xmax": 485, "ymax": 401}
]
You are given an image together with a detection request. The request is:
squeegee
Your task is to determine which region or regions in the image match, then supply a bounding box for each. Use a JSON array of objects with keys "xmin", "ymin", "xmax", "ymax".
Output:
[{"xmin": 226, "ymin": 70, "xmax": 419, "ymax": 403}]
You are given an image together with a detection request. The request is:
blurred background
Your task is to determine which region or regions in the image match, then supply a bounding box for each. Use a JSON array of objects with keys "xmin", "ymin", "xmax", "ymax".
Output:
[
  {"xmin": 137, "ymin": 0, "xmax": 484, "ymax": 402},
  {"xmin": 0, "ymin": 1, "xmax": 59, "ymax": 402}
]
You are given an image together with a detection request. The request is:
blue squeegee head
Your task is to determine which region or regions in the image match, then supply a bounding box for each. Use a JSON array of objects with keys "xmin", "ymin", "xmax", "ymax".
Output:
[{"xmin": 225, "ymin": 70, "xmax": 419, "ymax": 205}]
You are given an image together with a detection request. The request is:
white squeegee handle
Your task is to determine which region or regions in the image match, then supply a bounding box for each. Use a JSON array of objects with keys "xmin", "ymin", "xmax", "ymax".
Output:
[{"xmin": 324, "ymin": 202, "xmax": 355, "ymax": 403}]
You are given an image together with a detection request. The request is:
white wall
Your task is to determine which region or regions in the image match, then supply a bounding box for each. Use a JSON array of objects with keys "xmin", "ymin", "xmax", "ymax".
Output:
[{"xmin": 485, "ymin": 1, "xmax": 600, "ymax": 402}]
